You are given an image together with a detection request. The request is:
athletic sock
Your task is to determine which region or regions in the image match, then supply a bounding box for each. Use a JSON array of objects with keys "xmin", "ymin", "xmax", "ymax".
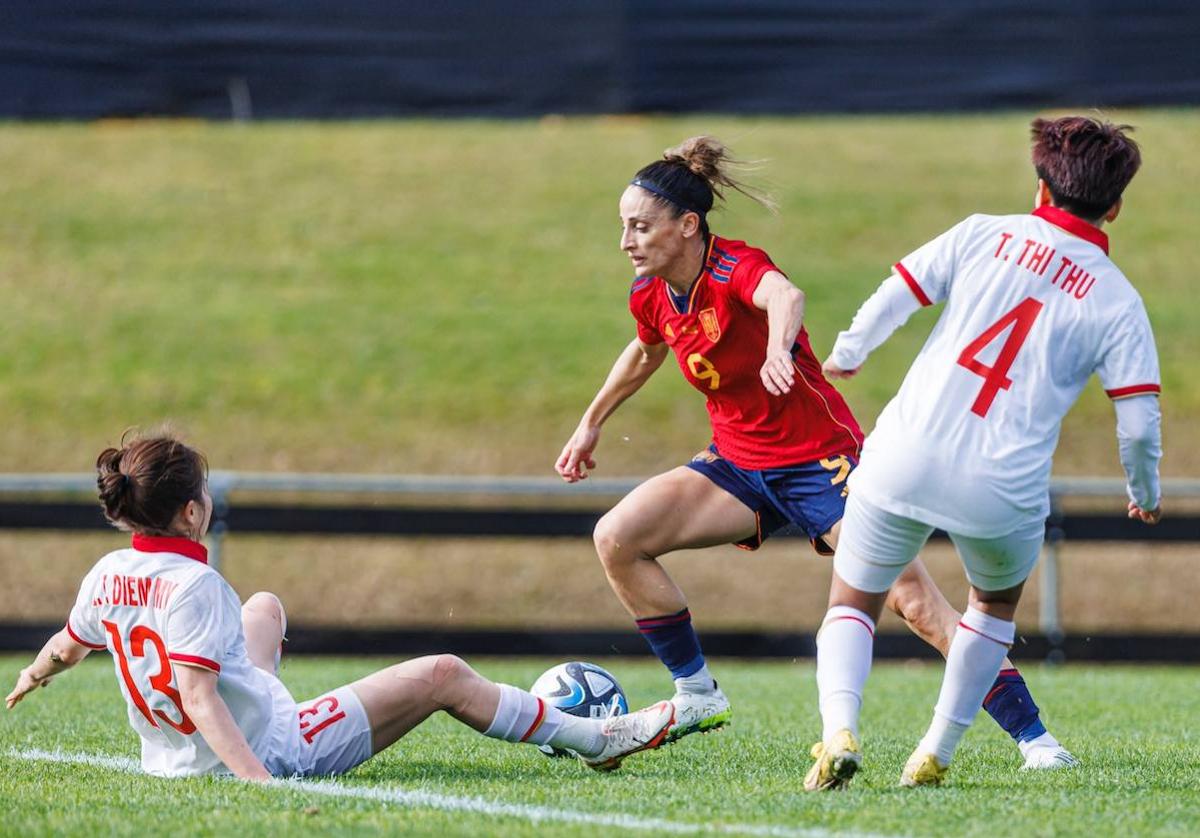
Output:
[
  {"xmin": 636, "ymin": 608, "xmax": 707, "ymax": 681},
  {"xmin": 920, "ymin": 607, "xmax": 1015, "ymax": 765},
  {"xmin": 982, "ymin": 667, "xmax": 1047, "ymax": 743},
  {"xmin": 815, "ymin": 605, "xmax": 876, "ymax": 742},
  {"xmin": 483, "ymin": 684, "xmax": 580, "ymax": 749},
  {"xmin": 673, "ymin": 662, "xmax": 716, "ymax": 696}
]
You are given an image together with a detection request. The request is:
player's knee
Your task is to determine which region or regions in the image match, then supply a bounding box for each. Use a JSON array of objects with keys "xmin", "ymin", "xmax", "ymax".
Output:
[
  {"xmin": 593, "ymin": 511, "xmax": 639, "ymax": 569},
  {"xmin": 428, "ymin": 654, "xmax": 472, "ymax": 707},
  {"xmin": 243, "ymin": 591, "xmax": 285, "ymax": 625}
]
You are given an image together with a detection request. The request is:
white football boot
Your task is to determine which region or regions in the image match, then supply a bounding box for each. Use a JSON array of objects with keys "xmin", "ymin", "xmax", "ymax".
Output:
[
  {"xmin": 1019, "ymin": 734, "xmax": 1081, "ymax": 770},
  {"xmin": 579, "ymin": 700, "xmax": 674, "ymax": 772},
  {"xmin": 667, "ymin": 683, "xmax": 732, "ymax": 742}
]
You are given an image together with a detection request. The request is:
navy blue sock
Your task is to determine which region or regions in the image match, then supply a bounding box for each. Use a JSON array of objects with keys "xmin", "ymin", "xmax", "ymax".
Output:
[
  {"xmin": 635, "ymin": 608, "xmax": 705, "ymax": 679},
  {"xmin": 982, "ymin": 667, "xmax": 1047, "ymax": 743}
]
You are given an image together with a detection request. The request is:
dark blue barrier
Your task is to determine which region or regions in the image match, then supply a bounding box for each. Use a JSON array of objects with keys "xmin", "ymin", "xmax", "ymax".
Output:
[{"xmin": 2, "ymin": 1, "xmax": 1198, "ymax": 118}]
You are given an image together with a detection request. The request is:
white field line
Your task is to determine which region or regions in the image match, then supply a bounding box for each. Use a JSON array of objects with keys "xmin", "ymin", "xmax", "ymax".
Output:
[{"xmin": 11, "ymin": 747, "xmax": 902, "ymax": 838}]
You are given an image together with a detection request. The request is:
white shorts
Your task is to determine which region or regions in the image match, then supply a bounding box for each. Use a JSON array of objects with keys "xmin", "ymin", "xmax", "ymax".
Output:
[
  {"xmin": 834, "ymin": 493, "xmax": 1044, "ymax": 593},
  {"xmin": 260, "ymin": 678, "xmax": 374, "ymax": 778}
]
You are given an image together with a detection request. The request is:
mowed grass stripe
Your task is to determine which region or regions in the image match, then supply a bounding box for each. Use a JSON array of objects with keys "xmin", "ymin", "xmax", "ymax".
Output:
[
  {"xmin": 1, "ymin": 112, "xmax": 1197, "ymax": 476},
  {"xmin": 11, "ymin": 747, "xmax": 895, "ymax": 838}
]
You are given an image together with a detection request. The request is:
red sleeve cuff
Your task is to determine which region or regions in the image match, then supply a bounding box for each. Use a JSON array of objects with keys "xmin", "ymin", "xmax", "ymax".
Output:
[
  {"xmin": 168, "ymin": 652, "xmax": 221, "ymax": 673},
  {"xmin": 894, "ymin": 262, "xmax": 933, "ymax": 307},
  {"xmin": 65, "ymin": 621, "xmax": 106, "ymax": 650},
  {"xmin": 1106, "ymin": 383, "xmax": 1161, "ymax": 400}
]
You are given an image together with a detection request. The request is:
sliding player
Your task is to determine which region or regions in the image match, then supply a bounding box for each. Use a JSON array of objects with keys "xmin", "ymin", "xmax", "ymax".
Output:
[
  {"xmin": 806, "ymin": 116, "xmax": 1161, "ymax": 790},
  {"xmin": 6, "ymin": 432, "xmax": 673, "ymax": 778},
  {"xmin": 556, "ymin": 136, "xmax": 1071, "ymax": 768}
]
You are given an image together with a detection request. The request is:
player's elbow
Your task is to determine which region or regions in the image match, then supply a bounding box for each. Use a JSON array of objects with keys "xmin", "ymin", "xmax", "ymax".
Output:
[{"xmin": 51, "ymin": 631, "xmax": 90, "ymax": 666}]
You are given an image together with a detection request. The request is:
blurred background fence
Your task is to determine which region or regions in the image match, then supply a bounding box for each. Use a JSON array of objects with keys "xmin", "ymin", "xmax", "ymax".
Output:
[
  {"xmin": 4, "ymin": 1, "xmax": 1200, "ymax": 118},
  {"xmin": 2, "ymin": 474, "xmax": 1197, "ymax": 662}
]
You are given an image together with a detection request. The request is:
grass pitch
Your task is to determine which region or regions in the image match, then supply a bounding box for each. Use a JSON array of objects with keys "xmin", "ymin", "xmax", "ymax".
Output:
[
  {"xmin": 1, "ymin": 112, "xmax": 1198, "ymax": 476},
  {"xmin": 2, "ymin": 655, "xmax": 1197, "ymax": 837}
]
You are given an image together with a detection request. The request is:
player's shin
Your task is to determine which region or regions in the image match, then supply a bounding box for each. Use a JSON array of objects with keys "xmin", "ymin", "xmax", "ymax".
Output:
[
  {"xmin": 982, "ymin": 666, "xmax": 1047, "ymax": 743},
  {"xmin": 919, "ymin": 607, "xmax": 1015, "ymax": 765},
  {"xmin": 815, "ymin": 606, "xmax": 875, "ymax": 741},
  {"xmin": 635, "ymin": 608, "xmax": 713, "ymax": 691},
  {"xmin": 483, "ymin": 684, "xmax": 602, "ymax": 756}
]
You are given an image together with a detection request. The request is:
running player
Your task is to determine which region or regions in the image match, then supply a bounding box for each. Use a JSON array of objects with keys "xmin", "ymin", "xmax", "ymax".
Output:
[
  {"xmin": 805, "ymin": 116, "xmax": 1161, "ymax": 790},
  {"xmin": 555, "ymin": 136, "xmax": 1071, "ymax": 768},
  {"xmin": 6, "ymin": 432, "xmax": 673, "ymax": 778}
]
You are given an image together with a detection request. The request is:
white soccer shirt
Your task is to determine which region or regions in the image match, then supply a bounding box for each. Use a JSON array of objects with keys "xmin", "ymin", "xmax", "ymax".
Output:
[
  {"xmin": 66, "ymin": 535, "xmax": 296, "ymax": 777},
  {"xmin": 830, "ymin": 206, "xmax": 1161, "ymax": 537}
]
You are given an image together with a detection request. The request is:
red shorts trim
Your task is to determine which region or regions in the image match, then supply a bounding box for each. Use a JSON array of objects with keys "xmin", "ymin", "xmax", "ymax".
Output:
[{"xmin": 1105, "ymin": 383, "xmax": 1160, "ymax": 400}]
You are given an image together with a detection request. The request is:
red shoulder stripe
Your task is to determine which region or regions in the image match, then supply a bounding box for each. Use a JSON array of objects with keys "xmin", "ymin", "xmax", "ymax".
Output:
[
  {"xmin": 894, "ymin": 262, "xmax": 933, "ymax": 307},
  {"xmin": 65, "ymin": 621, "xmax": 106, "ymax": 650}
]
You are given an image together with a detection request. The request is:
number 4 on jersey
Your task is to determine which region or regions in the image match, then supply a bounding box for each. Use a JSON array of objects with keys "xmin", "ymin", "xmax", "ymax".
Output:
[{"xmin": 956, "ymin": 297, "xmax": 1044, "ymax": 418}]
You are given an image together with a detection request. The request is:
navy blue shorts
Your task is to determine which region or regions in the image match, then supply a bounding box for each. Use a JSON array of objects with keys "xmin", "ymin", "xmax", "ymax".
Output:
[{"xmin": 686, "ymin": 444, "xmax": 856, "ymax": 555}]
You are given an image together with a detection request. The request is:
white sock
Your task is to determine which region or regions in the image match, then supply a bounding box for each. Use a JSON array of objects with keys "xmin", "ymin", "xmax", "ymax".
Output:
[
  {"xmin": 920, "ymin": 607, "xmax": 1015, "ymax": 765},
  {"xmin": 483, "ymin": 684, "xmax": 566, "ymax": 747},
  {"xmin": 816, "ymin": 606, "xmax": 875, "ymax": 742},
  {"xmin": 674, "ymin": 662, "xmax": 716, "ymax": 695}
]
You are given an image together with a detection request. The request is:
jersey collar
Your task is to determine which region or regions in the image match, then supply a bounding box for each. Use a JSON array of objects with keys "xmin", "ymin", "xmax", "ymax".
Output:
[
  {"xmin": 131, "ymin": 533, "xmax": 209, "ymax": 564},
  {"xmin": 1032, "ymin": 205, "xmax": 1109, "ymax": 255}
]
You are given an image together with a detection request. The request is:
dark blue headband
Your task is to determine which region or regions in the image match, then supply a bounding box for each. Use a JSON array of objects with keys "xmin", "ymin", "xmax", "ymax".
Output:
[{"xmin": 630, "ymin": 177, "xmax": 706, "ymax": 217}]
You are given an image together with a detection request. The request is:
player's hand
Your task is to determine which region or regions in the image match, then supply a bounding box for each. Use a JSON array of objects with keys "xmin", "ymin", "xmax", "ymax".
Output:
[
  {"xmin": 760, "ymin": 348, "xmax": 796, "ymax": 396},
  {"xmin": 555, "ymin": 425, "xmax": 600, "ymax": 483},
  {"xmin": 822, "ymin": 357, "xmax": 860, "ymax": 380},
  {"xmin": 5, "ymin": 667, "xmax": 51, "ymax": 709},
  {"xmin": 1127, "ymin": 501, "xmax": 1162, "ymax": 525}
]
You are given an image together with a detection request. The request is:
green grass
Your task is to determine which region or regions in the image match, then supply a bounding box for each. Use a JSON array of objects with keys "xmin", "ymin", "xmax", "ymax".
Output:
[
  {"xmin": 2, "ymin": 654, "xmax": 1198, "ymax": 836},
  {"xmin": 1, "ymin": 112, "xmax": 1197, "ymax": 476}
]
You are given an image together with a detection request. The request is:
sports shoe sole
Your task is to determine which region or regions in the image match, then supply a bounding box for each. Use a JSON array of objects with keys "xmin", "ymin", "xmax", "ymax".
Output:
[{"xmin": 666, "ymin": 707, "xmax": 732, "ymax": 743}]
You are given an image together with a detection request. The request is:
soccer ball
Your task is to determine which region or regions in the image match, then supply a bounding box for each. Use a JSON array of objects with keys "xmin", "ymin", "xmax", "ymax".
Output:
[{"xmin": 530, "ymin": 661, "xmax": 628, "ymax": 757}]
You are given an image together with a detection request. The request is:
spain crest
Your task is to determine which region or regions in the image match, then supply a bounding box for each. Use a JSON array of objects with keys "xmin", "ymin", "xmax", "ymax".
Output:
[{"xmin": 698, "ymin": 307, "xmax": 721, "ymax": 342}]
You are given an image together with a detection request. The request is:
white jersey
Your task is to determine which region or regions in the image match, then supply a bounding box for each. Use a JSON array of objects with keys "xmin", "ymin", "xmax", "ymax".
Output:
[
  {"xmin": 832, "ymin": 206, "xmax": 1160, "ymax": 537},
  {"xmin": 66, "ymin": 535, "xmax": 298, "ymax": 777}
]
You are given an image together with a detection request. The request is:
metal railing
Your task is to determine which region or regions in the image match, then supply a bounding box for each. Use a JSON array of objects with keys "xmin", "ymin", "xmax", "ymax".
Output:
[{"xmin": 1, "ymin": 472, "xmax": 1196, "ymax": 646}]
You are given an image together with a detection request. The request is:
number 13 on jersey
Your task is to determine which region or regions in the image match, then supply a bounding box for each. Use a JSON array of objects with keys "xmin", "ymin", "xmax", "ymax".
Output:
[{"xmin": 956, "ymin": 297, "xmax": 1044, "ymax": 418}]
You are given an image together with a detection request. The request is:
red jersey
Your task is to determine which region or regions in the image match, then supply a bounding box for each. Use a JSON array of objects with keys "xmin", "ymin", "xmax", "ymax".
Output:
[{"xmin": 629, "ymin": 235, "xmax": 863, "ymax": 470}]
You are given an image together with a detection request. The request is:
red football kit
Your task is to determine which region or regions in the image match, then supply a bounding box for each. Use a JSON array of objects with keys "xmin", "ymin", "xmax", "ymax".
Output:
[{"xmin": 629, "ymin": 235, "xmax": 863, "ymax": 470}]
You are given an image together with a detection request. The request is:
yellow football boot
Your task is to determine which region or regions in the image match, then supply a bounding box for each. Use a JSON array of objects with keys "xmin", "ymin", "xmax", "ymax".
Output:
[
  {"xmin": 803, "ymin": 728, "xmax": 862, "ymax": 791},
  {"xmin": 899, "ymin": 749, "xmax": 949, "ymax": 787}
]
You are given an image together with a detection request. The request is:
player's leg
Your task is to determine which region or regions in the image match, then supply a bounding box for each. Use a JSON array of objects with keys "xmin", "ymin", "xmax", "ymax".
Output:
[
  {"xmin": 242, "ymin": 591, "xmax": 286, "ymax": 675},
  {"xmin": 592, "ymin": 465, "xmax": 757, "ymax": 739},
  {"xmin": 339, "ymin": 655, "xmax": 671, "ymax": 772},
  {"xmin": 824, "ymin": 526, "xmax": 1073, "ymax": 768},
  {"xmin": 805, "ymin": 495, "xmax": 932, "ymax": 791},
  {"xmin": 901, "ymin": 522, "xmax": 1044, "ymax": 786}
]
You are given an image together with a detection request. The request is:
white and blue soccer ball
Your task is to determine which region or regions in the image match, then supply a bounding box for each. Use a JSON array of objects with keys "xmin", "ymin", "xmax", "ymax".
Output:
[{"xmin": 530, "ymin": 661, "xmax": 628, "ymax": 757}]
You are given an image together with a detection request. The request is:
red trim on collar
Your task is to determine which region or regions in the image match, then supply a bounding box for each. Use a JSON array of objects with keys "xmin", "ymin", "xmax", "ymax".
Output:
[
  {"xmin": 131, "ymin": 534, "xmax": 208, "ymax": 565},
  {"xmin": 1032, "ymin": 205, "xmax": 1109, "ymax": 255}
]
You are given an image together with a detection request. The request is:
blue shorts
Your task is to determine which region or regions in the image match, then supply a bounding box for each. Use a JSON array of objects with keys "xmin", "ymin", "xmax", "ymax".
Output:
[{"xmin": 686, "ymin": 444, "xmax": 856, "ymax": 555}]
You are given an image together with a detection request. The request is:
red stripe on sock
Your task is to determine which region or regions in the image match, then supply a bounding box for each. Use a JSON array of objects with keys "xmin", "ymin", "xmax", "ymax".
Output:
[
  {"xmin": 823, "ymin": 615, "xmax": 874, "ymax": 638},
  {"xmin": 983, "ymin": 683, "xmax": 1007, "ymax": 706},
  {"xmin": 519, "ymin": 698, "xmax": 546, "ymax": 743},
  {"xmin": 958, "ymin": 621, "xmax": 1011, "ymax": 648},
  {"xmin": 636, "ymin": 610, "xmax": 691, "ymax": 630}
]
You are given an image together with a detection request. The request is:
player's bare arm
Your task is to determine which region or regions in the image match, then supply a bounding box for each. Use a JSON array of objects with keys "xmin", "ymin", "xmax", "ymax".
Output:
[
  {"xmin": 556, "ymin": 338, "xmax": 669, "ymax": 482},
  {"xmin": 175, "ymin": 664, "xmax": 272, "ymax": 782},
  {"xmin": 751, "ymin": 270, "xmax": 804, "ymax": 396},
  {"xmin": 5, "ymin": 628, "xmax": 91, "ymax": 709}
]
